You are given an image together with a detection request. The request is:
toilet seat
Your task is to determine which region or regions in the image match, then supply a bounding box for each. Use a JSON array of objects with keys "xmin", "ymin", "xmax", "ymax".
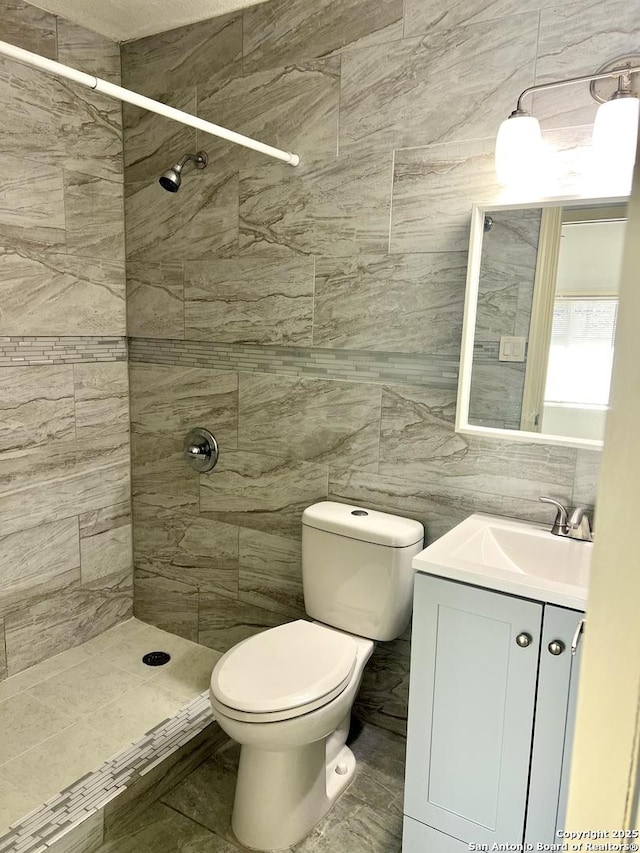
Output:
[{"xmin": 210, "ymin": 620, "xmax": 358, "ymax": 723}]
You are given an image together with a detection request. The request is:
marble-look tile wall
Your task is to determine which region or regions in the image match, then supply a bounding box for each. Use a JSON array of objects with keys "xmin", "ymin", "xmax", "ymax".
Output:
[
  {"xmin": 0, "ymin": 2, "xmax": 132, "ymax": 678},
  {"xmin": 121, "ymin": 0, "xmax": 635, "ymax": 733},
  {"xmin": 469, "ymin": 208, "xmax": 543, "ymax": 429}
]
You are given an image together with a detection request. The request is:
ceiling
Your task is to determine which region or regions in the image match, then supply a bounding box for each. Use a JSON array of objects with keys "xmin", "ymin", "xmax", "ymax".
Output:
[{"xmin": 30, "ymin": 0, "xmax": 266, "ymax": 42}]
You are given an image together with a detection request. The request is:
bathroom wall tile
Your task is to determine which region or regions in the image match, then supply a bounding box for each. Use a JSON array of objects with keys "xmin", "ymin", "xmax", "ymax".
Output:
[
  {"xmin": 134, "ymin": 513, "xmax": 239, "ymax": 597},
  {"xmin": 313, "ymin": 253, "xmax": 467, "ymax": 353},
  {"xmin": 0, "ymin": 436, "xmax": 131, "ymax": 537},
  {"xmin": 0, "ymin": 60, "xmax": 122, "ymax": 180},
  {"xmin": 0, "ymin": 518, "xmax": 80, "ymax": 618},
  {"xmin": 238, "ymin": 528, "xmax": 305, "ymax": 618},
  {"xmin": 535, "ymin": 0, "xmax": 640, "ymax": 129},
  {"xmin": 122, "ymin": 14, "xmax": 242, "ymax": 97},
  {"xmin": 239, "ymin": 152, "xmax": 393, "ymax": 257},
  {"xmin": 134, "ymin": 570, "xmax": 199, "ymax": 641},
  {"xmin": 80, "ymin": 502, "xmax": 132, "ymax": 585},
  {"xmin": 64, "ymin": 171, "xmax": 125, "ymax": 261},
  {"xmin": 4, "ymin": 571, "xmax": 132, "ymax": 675},
  {"xmin": 0, "ymin": 249, "xmax": 126, "ymax": 335},
  {"xmin": 81, "ymin": 524, "xmax": 133, "ymax": 585},
  {"xmin": 355, "ymin": 629, "xmax": 411, "ymax": 737},
  {"xmin": 200, "ymin": 451, "xmax": 328, "ymax": 537},
  {"xmin": 390, "ymin": 139, "xmax": 500, "ymax": 254},
  {"xmin": 239, "ymin": 374, "xmax": 382, "ymax": 470},
  {"xmin": 379, "ymin": 381, "xmax": 463, "ymax": 465},
  {"xmin": 184, "ymin": 255, "xmax": 314, "ymax": 345},
  {"xmin": 328, "ymin": 467, "xmax": 556, "ymax": 547},
  {"xmin": 0, "ymin": 365, "xmax": 75, "ymax": 452},
  {"xmin": 132, "ymin": 433, "xmax": 200, "ymax": 517},
  {"xmin": 339, "ymin": 14, "xmax": 538, "ymax": 154},
  {"xmin": 0, "ymin": 0, "xmax": 57, "ymax": 59},
  {"xmin": 0, "ymin": 154, "xmax": 65, "ymax": 252},
  {"xmin": 242, "ymin": 0, "xmax": 404, "ymax": 73},
  {"xmin": 572, "ymin": 449, "xmax": 602, "ymax": 511},
  {"xmin": 125, "ymin": 159, "xmax": 239, "ymax": 263},
  {"xmin": 0, "ymin": 621, "xmax": 6, "ymax": 681},
  {"xmin": 57, "ymin": 19, "xmax": 121, "ymax": 83},
  {"xmin": 468, "ymin": 361, "xmax": 526, "ymax": 427},
  {"xmin": 403, "ymin": 0, "xmax": 574, "ymax": 37},
  {"xmin": 127, "ymin": 262, "xmax": 185, "ymax": 339},
  {"xmin": 198, "ymin": 58, "xmax": 340, "ymax": 166},
  {"xmin": 123, "ymin": 88, "xmax": 197, "ymax": 185},
  {"xmin": 74, "ymin": 362, "xmax": 130, "ymax": 441},
  {"xmin": 79, "ymin": 501, "xmax": 132, "ymax": 539},
  {"xmin": 129, "ymin": 363, "xmax": 238, "ymax": 450},
  {"xmin": 379, "ymin": 384, "xmax": 576, "ymax": 502},
  {"xmin": 475, "ymin": 206, "xmax": 542, "ymax": 340},
  {"xmin": 198, "ymin": 592, "xmax": 289, "ymax": 653}
]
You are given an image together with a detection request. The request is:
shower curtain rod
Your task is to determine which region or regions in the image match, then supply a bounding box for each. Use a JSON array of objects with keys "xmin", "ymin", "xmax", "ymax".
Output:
[{"xmin": 0, "ymin": 39, "xmax": 300, "ymax": 166}]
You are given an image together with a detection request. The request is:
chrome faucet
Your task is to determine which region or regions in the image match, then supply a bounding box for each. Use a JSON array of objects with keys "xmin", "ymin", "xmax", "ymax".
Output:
[{"xmin": 539, "ymin": 497, "xmax": 593, "ymax": 542}]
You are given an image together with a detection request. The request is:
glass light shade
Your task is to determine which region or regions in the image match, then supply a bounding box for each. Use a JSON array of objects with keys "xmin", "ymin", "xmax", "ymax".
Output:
[
  {"xmin": 591, "ymin": 96, "xmax": 640, "ymax": 192},
  {"xmin": 495, "ymin": 113, "xmax": 544, "ymax": 187}
]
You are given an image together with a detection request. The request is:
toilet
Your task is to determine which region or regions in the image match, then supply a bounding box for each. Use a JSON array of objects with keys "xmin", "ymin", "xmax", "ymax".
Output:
[{"xmin": 209, "ymin": 500, "xmax": 424, "ymax": 851}]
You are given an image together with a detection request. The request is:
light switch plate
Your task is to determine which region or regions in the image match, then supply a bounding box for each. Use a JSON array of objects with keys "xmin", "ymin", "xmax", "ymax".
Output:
[{"xmin": 498, "ymin": 336, "xmax": 527, "ymax": 362}]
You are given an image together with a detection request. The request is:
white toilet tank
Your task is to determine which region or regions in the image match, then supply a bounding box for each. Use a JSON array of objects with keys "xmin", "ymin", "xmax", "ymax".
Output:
[{"xmin": 302, "ymin": 501, "xmax": 424, "ymax": 641}]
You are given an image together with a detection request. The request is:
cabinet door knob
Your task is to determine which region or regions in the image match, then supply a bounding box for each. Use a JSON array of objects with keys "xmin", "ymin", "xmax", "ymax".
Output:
[
  {"xmin": 548, "ymin": 640, "xmax": 565, "ymax": 656},
  {"xmin": 516, "ymin": 632, "xmax": 532, "ymax": 648}
]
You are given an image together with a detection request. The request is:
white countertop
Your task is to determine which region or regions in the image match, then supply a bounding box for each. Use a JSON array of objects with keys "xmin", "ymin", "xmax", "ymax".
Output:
[{"xmin": 412, "ymin": 513, "xmax": 591, "ymax": 610}]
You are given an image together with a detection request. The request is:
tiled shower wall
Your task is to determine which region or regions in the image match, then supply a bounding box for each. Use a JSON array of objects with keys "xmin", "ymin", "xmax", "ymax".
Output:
[
  {"xmin": 0, "ymin": 3, "xmax": 132, "ymax": 679},
  {"xmin": 122, "ymin": 0, "xmax": 636, "ymax": 733}
]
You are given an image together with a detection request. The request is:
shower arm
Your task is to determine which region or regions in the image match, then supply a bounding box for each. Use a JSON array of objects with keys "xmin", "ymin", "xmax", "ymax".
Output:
[{"xmin": 0, "ymin": 39, "xmax": 300, "ymax": 167}]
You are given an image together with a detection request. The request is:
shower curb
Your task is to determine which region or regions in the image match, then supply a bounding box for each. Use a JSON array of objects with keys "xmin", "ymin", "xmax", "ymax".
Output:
[{"xmin": 0, "ymin": 692, "xmax": 215, "ymax": 853}]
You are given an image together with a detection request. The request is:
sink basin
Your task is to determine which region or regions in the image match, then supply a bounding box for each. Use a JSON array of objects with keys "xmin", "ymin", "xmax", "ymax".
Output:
[{"xmin": 413, "ymin": 513, "xmax": 592, "ymax": 608}]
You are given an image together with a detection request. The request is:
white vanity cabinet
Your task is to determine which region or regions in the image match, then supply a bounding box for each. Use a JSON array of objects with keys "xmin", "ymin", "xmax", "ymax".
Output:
[{"xmin": 403, "ymin": 572, "xmax": 584, "ymax": 853}]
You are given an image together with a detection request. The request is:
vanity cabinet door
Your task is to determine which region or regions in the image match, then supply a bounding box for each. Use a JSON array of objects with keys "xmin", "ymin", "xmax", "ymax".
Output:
[
  {"xmin": 404, "ymin": 574, "xmax": 543, "ymax": 846},
  {"xmin": 524, "ymin": 605, "xmax": 585, "ymax": 845}
]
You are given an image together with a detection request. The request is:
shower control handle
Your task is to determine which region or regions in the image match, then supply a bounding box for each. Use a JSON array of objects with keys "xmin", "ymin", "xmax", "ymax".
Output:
[{"xmin": 183, "ymin": 428, "xmax": 219, "ymax": 473}]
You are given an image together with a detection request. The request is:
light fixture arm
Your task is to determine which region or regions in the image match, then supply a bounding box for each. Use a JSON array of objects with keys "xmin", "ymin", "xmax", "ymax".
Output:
[{"xmin": 514, "ymin": 64, "xmax": 640, "ymax": 113}]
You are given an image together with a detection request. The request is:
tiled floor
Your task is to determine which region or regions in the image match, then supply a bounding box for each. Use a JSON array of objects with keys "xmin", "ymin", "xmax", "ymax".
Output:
[
  {"xmin": 0, "ymin": 618, "xmax": 222, "ymax": 835},
  {"xmin": 98, "ymin": 720, "xmax": 405, "ymax": 852}
]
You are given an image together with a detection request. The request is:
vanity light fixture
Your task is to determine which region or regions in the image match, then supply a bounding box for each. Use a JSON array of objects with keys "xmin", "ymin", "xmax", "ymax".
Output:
[{"xmin": 496, "ymin": 56, "xmax": 640, "ymax": 188}]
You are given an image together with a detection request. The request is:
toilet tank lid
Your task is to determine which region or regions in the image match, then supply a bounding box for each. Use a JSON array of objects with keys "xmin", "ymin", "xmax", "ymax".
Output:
[{"xmin": 303, "ymin": 501, "xmax": 424, "ymax": 548}]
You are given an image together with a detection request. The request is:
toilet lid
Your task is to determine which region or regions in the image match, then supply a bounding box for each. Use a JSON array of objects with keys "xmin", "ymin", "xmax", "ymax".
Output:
[{"xmin": 210, "ymin": 620, "xmax": 358, "ymax": 714}]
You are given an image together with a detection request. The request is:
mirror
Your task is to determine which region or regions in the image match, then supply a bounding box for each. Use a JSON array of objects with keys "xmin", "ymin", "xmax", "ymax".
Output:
[{"xmin": 456, "ymin": 197, "xmax": 628, "ymax": 448}]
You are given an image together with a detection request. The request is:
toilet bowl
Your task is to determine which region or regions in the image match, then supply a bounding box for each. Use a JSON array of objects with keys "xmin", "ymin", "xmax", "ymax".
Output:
[
  {"xmin": 209, "ymin": 501, "xmax": 424, "ymax": 851},
  {"xmin": 210, "ymin": 620, "xmax": 374, "ymax": 850}
]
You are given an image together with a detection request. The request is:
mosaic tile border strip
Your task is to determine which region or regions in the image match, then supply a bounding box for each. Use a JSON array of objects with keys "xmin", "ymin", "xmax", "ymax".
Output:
[
  {"xmin": 129, "ymin": 337, "xmax": 460, "ymax": 389},
  {"xmin": 0, "ymin": 337, "xmax": 127, "ymax": 366},
  {"xmin": 0, "ymin": 692, "xmax": 214, "ymax": 853}
]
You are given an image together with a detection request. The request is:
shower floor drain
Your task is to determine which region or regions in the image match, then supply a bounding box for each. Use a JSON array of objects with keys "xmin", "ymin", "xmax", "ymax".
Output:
[{"xmin": 142, "ymin": 651, "xmax": 171, "ymax": 666}]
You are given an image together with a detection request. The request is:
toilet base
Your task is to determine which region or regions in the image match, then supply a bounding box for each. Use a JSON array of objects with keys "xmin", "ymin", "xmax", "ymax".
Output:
[{"xmin": 231, "ymin": 741, "xmax": 356, "ymax": 851}]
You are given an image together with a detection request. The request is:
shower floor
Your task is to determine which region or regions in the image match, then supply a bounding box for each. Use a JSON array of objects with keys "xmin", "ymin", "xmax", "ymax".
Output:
[{"xmin": 0, "ymin": 618, "xmax": 222, "ymax": 836}]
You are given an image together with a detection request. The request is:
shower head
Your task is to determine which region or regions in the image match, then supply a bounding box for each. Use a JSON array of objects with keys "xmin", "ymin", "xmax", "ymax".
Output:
[{"xmin": 159, "ymin": 151, "xmax": 208, "ymax": 192}]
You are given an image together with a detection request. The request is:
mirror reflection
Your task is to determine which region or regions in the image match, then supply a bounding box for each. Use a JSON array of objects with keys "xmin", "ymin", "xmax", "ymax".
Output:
[{"xmin": 468, "ymin": 201, "xmax": 627, "ymax": 443}]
